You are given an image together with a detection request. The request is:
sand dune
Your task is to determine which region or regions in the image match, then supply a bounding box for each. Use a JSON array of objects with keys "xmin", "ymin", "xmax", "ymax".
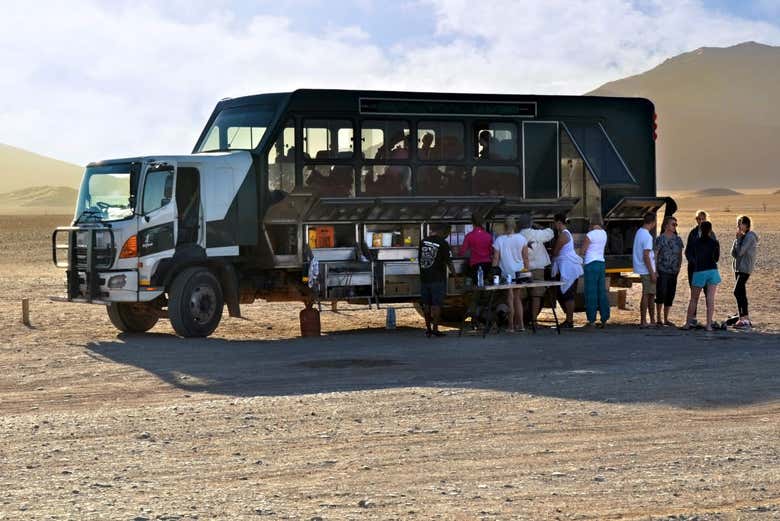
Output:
[
  {"xmin": 0, "ymin": 143, "xmax": 83, "ymax": 193},
  {"xmin": 589, "ymin": 42, "xmax": 780, "ymax": 190}
]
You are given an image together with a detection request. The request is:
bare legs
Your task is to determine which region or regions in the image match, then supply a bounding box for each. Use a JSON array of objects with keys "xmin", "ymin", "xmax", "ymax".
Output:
[
  {"xmin": 505, "ymin": 289, "xmax": 524, "ymax": 332},
  {"xmin": 687, "ymin": 285, "xmax": 717, "ymax": 330},
  {"xmin": 640, "ymin": 294, "xmax": 655, "ymax": 326}
]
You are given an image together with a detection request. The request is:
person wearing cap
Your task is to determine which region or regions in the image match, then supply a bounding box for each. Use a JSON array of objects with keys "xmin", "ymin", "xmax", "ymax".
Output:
[
  {"xmin": 492, "ymin": 216, "xmax": 530, "ymax": 332},
  {"xmin": 418, "ymin": 223, "xmax": 455, "ymax": 337},
  {"xmin": 518, "ymin": 213, "xmax": 555, "ymax": 322}
]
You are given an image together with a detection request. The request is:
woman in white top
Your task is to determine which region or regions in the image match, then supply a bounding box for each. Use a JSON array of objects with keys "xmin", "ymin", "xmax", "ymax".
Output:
[
  {"xmin": 580, "ymin": 213, "xmax": 610, "ymax": 327},
  {"xmin": 551, "ymin": 213, "xmax": 584, "ymax": 328},
  {"xmin": 492, "ymin": 216, "xmax": 530, "ymax": 332}
]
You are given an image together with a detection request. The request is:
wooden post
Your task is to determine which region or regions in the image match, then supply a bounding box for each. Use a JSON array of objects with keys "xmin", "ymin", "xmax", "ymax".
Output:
[
  {"xmin": 331, "ymin": 300, "xmax": 338, "ymax": 312},
  {"xmin": 22, "ymin": 298, "xmax": 30, "ymax": 326}
]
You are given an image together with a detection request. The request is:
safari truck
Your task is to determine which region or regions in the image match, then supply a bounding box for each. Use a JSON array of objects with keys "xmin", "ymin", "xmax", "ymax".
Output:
[{"xmin": 52, "ymin": 89, "xmax": 676, "ymax": 337}]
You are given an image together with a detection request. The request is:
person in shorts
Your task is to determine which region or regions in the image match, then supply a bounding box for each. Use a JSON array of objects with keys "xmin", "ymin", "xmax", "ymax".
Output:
[
  {"xmin": 632, "ymin": 212, "xmax": 658, "ymax": 328},
  {"xmin": 684, "ymin": 221, "xmax": 721, "ymax": 331},
  {"xmin": 519, "ymin": 214, "xmax": 555, "ymax": 322},
  {"xmin": 654, "ymin": 215, "xmax": 684, "ymax": 327},
  {"xmin": 418, "ymin": 224, "xmax": 455, "ymax": 337}
]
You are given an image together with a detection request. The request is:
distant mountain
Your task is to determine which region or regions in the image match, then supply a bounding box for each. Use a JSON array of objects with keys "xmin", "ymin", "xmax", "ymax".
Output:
[
  {"xmin": 588, "ymin": 42, "xmax": 780, "ymax": 190},
  {"xmin": 693, "ymin": 188, "xmax": 743, "ymax": 197},
  {"xmin": 0, "ymin": 186, "xmax": 78, "ymax": 208},
  {"xmin": 0, "ymin": 143, "xmax": 83, "ymax": 192}
]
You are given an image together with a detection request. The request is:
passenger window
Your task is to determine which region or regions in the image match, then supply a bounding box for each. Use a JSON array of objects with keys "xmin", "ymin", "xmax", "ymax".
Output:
[
  {"xmin": 474, "ymin": 122, "xmax": 518, "ymax": 160},
  {"xmin": 303, "ymin": 120, "xmax": 353, "ymax": 159},
  {"xmin": 417, "ymin": 121, "xmax": 464, "ymax": 161},
  {"xmin": 267, "ymin": 121, "xmax": 296, "ymax": 193},
  {"xmin": 361, "ymin": 120, "xmax": 410, "ymax": 160},
  {"xmin": 142, "ymin": 169, "xmax": 174, "ymax": 214},
  {"xmin": 416, "ymin": 165, "xmax": 469, "ymax": 196},
  {"xmin": 226, "ymin": 126, "xmax": 266, "ymax": 149},
  {"xmin": 472, "ymin": 166, "xmax": 521, "ymax": 196},
  {"xmin": 303, "ymin": 165, "xmax": 355, "ymax": 196},
  {"xmin": 361, "ymin": 165, "xmax": 412, "ymax": 196}
]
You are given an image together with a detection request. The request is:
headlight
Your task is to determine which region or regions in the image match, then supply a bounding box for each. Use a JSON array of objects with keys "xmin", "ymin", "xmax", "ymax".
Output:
[
  {"xmin": 108, "ymin": 274, "xmax": 127, "ymax": 289},
  {"xmin": 75, "ymin": 230, "xmax": 112, "ymax": 248}
]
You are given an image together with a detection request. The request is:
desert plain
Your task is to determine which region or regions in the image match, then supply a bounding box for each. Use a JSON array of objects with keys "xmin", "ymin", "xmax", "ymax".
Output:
[{"xmin": 1, "ymin": 193, "xmax": 779, "ymax": 520}]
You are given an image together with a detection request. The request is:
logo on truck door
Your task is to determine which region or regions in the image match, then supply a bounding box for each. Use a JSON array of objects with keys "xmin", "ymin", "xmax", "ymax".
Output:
[{"xmin": 138, "ymin": 222, "xmax": 174, "ymax": 256}]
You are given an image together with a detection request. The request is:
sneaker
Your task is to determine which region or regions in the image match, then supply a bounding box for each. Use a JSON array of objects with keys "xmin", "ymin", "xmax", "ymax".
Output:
[
  {"xmin": 560, "ymin": 321, "xmax": 574, "ymax": 329},
  {"xmin": 733, "ymin": 320, "xmax": 752, "ymax": 330}
]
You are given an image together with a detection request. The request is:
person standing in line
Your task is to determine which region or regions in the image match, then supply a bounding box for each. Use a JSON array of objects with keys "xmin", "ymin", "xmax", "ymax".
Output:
[
  {"xmin": 551, "ymin": 213, "xmax": 583, "ymax": 329},
  {"xmin": 654, "ymin": 215, "xmax": 684, "ymax": 327},
  {"xmin": 418, "ymin": 224, "xmax": 455, "ymax": 338},
  {"xmin": 519, "ymin": 214, "xmax": 555, "ymax": 322},
  {"xmin": 684, "ymin": 221, "xmax": 720, "ymax": 331},
  {"xmin": 492, "ymin": 216, "xmax": 530, "ymax": 332},
  {"xmin": 731, "ymin": 215, "xmax": 758, "ymax": 329},
  {"xmin": 460, "ymin": 213, "xmax": 493, "ymax": 284},
  {"xmin": 684, "ymin": 210, "xmax": 716, "ymax": 325},
  {"xmin": 632, "ymin": 212, "xmax": 658, "ymax": 328},
  {"xmin": 580, "ymin": 213, "xmax": 610, "ymax": 328}
]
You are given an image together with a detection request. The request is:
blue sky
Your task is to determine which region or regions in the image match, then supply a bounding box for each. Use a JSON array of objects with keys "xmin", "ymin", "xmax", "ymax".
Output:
[{"xmin": 1, "ymin": 0, "xmax": 778, "ymax": 165}]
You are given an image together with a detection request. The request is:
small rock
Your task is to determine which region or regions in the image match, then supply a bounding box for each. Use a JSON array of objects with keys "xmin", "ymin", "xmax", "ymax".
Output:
[
  {"xmin": 358, "ymin": 499, "xmax": 372, "ymax": 508},
  {"xmin": 253, "ymin": 508, "xmax": 275, "ymax": 515},
  {"xmin": 589, "ymin": 411, "xmax": 599, "ymax": 416},
  {"xmin": 310, "ymin": 517, "xmax": 323, "ymax": 521},
  {"xmin": 594, "ymin": 475, "xmax": 606, "ymax": 482},
  {"xmin": 551, "ymin": 472, "xmax": 566, "ymax": 477},
  {"xmin": 133, "ymin": 517, "xmax": 150, "ymax": 521},
  {"xmin": 137, "ymin": 431, "xmax": 152, "ymax": 440}
]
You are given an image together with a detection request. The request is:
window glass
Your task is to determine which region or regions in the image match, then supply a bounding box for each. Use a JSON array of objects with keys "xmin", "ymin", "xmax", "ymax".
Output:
[
  {"xmin": 361, "ymin": 120, "xmax": 410, "ymax": 160},
  {"xmin": 415, "ymin": 165, "xmax": 469, "ymax": 196},
  {"xmin": 523, "ymin": 122, "xmax": 558, "ymax": 199},
  {"xmin": 303, "ymin": 119, "xmax": 353, "ymax": 159},
  {"xmin": 560, "ymin": 129, "xmax": 600, "ymax": 220},
  {"xmin": 417, "ymin": 121, "xmax": 464, "ymax": 161},
  {"xmin": 475, "ymin": 122, "xmax": 518, "ymax": 160},
  {"xmin": 472, "ymin": 166, "xmax": 521, "ymax": 196},
  {"xmin": 195, "ymin": 105, "xmax": 274, "ymax": 152},
  {"xmin": 142, "ymin": 169, "xmax": 174, "ymax": 214},
  {"xmin": 267, "ymin": 121, "xmax": 296, "ymax": 192},
  {"xmin": 365, "ymin": 224, "xmax": 420, "ymax": 247},
  {"xmin": 303, "ymin": 165, "xmax": 355, "ymax": 196},
  {"xmin": 227, "ymin": 127, "xmax": 266, "ymax": 150},
  {"xmin": 361, "ymin": 165, "xmax": 412, "ymax": 196}
]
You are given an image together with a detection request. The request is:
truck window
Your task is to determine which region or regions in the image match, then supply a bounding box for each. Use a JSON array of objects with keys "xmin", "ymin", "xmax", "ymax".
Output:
[
  {"xmin": 415, "ymin": 165, "xmax": 469, "ymax": 196},
  {"xmin": 474, "ymin": 122, "xmax": 518, "ymax": 160},
  {"xmin": 303, "ymin": 165, "xmax": 355, "ymax": 196},
  {"xmin": 142, "ymin": 169, "xmax": 174, "ymax": 214},
  {"xmin": 303, "ymin": 120, "xmax": 353, "ymax": 159},
  {"xmin": 417, "ymin": 121, "xmax": 464, "ymax": 161},
  {"xmin": 472, "ymin": 166, "xmax": 520, "ymax": 196},
  {"xmin": 196, "ymin": 105, "xmax": 274, "ymax": 152},
  {"xmin": 267, "ymin": 121, "xmax": 296, "ymax": 193},
  {"xmin": 361, "ymin": 120, "xmax": 410, "ymax": 160}
]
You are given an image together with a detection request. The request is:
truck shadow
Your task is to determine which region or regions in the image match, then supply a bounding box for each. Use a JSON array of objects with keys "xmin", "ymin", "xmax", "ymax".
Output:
[{"xmin": 85, "ymin": 326, "xmax": 780, "ymax": 409}]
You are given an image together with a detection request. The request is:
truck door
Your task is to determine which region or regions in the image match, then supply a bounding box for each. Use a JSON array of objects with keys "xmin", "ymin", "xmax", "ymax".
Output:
[
  {"xmin": 137, "ymin": 163, "xmax": 177, "ymax": 284},
  {"xmin": 175, "ymin": 167, "xmax": 201, "ymax": 246}
]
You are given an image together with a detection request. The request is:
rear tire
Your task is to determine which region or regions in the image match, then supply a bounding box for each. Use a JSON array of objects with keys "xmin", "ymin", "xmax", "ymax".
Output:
[
  {"xmin": 107, "ymin": 302, "xmax": 159, "ymax": 333},
  {"xmin": 168, "ymin": 267, "xmax": 224, "ymax": 338}
]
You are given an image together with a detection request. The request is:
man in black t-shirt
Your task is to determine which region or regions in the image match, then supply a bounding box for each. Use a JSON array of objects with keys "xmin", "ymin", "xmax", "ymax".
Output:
[{"xmin": 419, "ymin": 224, "xmax": 455, "ymax": 337}]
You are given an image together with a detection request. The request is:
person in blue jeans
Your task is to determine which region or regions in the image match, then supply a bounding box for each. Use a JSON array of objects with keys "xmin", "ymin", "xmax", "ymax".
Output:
[{"xmin": 580, "ymin": 213, "xmax": 610, "ymax": 327}]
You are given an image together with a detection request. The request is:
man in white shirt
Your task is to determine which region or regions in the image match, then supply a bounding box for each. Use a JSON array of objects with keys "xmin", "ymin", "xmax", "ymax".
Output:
[
  {"xmin": 493, "ymin": 216, "xmax": 530, "ymax": 332},
  {"xmin": 518, "ymin": 214, "xmax": 555, "ymax": 321},
  {"xmin": 632, "ymin": 212, "xmax": 658, "ymax": 328}
]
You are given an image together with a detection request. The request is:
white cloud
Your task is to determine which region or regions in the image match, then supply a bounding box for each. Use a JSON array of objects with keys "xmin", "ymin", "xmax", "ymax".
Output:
[{"xmin": 0, "ymin": 1, "xmax": 778, "ymax": 165}]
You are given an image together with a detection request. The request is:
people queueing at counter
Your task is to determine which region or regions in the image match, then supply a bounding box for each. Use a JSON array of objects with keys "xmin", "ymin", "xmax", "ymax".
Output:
[
  {"xmin": 418, "ymin": 224, "xmax": 455, "ymax": 338},
  {"xmin": 519, "ymin": 214, "xmax": 555, "ymax": 323},
  {"xmin": 492, "ymin": 216, "xmax": 530, "ymax": 332},
  {"xmin": 551, "ymin": 214, "xmax": 584, "ymax": 329},
  {"xmin": 580, "ymin": 213, "xmax": 610, "ymax": 328},
  {"xmin": 417, "ymin": 209, "xmax": 758, "ymax": 335}
]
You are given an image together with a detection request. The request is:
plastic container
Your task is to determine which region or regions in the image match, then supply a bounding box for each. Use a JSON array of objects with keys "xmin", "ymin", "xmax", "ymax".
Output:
[{"xmin": 299, "ymin": 304, "xmax": 321, "ymax": 337}]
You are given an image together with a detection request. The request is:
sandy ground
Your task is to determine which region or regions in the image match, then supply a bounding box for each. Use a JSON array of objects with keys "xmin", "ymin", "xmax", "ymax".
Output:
[{"xmin": 1, "ymin": 203, "xmax": 779, "ymax": 520}]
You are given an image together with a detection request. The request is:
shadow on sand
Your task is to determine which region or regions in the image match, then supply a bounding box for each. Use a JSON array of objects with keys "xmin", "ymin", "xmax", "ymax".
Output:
[{"xmin": 86, "ymin": 325, "xmax": 780, "ymax": 409}]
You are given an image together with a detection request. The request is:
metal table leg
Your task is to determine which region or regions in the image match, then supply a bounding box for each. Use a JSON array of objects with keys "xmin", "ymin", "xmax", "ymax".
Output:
[{"xmin": 548, "ymin": 286, "xmax": 561, "ymax": 334}]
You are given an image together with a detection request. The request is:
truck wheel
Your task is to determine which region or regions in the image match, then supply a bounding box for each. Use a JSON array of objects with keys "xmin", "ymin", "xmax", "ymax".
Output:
[
  {"xmin": 107, "ymin": 302, "xmax": 159, "ymax": 333},
  {"xmin": 168, "ymin": 267, "xmax": 224, "ymax": 338}
]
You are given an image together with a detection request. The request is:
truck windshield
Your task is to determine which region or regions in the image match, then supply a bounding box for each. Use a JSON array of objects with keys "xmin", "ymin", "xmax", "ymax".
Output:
[
  {"xmin": 75, "ymin": 163, "xmax": 136, "ymax": 223},
  {"xmin": 196, "ymin": 105, "xmax": 275, "ymax": 152}
]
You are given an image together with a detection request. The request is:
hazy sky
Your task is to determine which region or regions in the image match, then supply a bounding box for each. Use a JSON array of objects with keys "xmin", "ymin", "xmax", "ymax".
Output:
[{"xmin": 1, "ymin": 0, "xmax": 779, "ymax": 166}]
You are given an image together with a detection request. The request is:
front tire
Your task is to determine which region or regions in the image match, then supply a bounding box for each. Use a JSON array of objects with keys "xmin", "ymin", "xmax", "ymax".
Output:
[
  {"xmin": 107, "ymin": 302, "xmax": 159, "ymax": 333},
  {"xmin": 168, "ymin": 267, "xmax": 224, "ymax": 337}
]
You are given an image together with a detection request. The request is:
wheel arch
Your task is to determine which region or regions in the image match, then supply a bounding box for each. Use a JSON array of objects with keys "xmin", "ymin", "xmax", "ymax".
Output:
[{"xmin": 153, "ymin": 257, "xmax": 241, "ymax": 318}]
